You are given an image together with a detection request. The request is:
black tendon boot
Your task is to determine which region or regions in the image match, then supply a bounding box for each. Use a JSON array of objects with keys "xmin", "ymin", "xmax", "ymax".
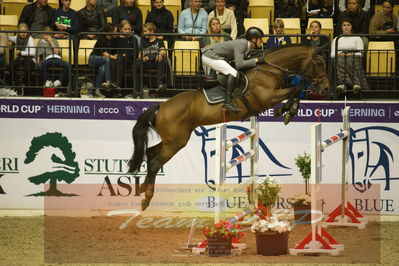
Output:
[{"xmin": 222, "ymin": 74, "xmax": 242, "ymax": 112}]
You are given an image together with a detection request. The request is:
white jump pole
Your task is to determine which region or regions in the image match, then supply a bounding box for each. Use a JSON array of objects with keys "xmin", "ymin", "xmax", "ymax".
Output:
[{"xmin": 290, "ymin": 107, "xmax": 352, "ymax": 256}]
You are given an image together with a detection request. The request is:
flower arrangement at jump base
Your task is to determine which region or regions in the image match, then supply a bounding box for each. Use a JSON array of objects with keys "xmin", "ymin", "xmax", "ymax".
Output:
[
  {"xmin": 202, "ymin": 220, "xmax": 244, "ymax": 257},
  {"xmin": 251, "ymin": 175, "xmax": 291, "ymax": 256}
]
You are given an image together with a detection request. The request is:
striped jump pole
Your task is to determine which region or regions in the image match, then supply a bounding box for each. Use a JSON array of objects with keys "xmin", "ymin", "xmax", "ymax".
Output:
[{"xmin": 213, "ymin": 116, "xmax": 259, "ymax": 223}]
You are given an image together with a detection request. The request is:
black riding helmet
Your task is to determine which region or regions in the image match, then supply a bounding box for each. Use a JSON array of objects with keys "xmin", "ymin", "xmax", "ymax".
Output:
[{"xmin": 245, "ymin": 27, "xmax": 264, "ymax": 40}]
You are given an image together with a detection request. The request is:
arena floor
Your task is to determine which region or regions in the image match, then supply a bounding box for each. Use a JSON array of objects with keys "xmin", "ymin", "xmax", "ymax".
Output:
[{"xmin": 0, "ymin": 213, "xmax": 398, "ymax": 265}]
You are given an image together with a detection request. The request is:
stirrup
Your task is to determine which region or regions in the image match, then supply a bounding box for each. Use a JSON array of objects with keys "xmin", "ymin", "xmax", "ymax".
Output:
[{"xmin": 222, "ymin": 102, "xmax": 242, "ymax": 113}]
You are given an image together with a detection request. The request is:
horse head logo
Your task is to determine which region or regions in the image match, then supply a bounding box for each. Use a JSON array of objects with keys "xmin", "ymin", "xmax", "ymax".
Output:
[
  {"xmin": 349, "ymin": 126, "xmax": 399, "ymax": 193},
  {"xmin": 194, "ymin": 124, "xmax": 291, "ymax": 189}
]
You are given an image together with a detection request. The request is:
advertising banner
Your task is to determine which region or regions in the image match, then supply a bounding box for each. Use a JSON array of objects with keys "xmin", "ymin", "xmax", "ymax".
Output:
[{"xmin": 0, "ymin": 98, "xmax": 398, "ymax": 216}]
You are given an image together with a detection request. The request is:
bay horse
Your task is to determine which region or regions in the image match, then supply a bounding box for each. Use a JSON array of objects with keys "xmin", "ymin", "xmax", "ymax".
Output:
[{"xmin": 128, "ymin": 45, "xmax": 330, "ymax": 210}]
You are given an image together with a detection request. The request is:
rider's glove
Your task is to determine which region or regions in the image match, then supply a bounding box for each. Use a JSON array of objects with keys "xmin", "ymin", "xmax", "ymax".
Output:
[{"xmin": 257, "ymin": 57, "xmax": 265, "ymax": 64}]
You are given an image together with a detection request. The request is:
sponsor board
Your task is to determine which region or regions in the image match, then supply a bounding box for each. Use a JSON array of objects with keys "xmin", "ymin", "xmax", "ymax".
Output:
[{"xmin": 0, "ymin": 99, "xmax": 398, "ymax": 215}]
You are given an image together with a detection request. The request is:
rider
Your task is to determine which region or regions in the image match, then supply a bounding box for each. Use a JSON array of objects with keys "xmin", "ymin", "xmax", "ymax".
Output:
[{"xmin": 201, "ymin": 27, "xmax": 265, "ymax": 112}]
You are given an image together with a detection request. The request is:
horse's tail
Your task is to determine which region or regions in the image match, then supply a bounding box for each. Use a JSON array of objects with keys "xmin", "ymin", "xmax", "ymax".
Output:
[{"xmin": 128, "ymin": 105, "xmax": 160, "ymax": 174}]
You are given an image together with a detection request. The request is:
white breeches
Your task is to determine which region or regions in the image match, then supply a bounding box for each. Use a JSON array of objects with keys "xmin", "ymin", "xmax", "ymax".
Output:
[{"xmin": 201, "ymin": 55, "xmax": 238, "ymax": 78}]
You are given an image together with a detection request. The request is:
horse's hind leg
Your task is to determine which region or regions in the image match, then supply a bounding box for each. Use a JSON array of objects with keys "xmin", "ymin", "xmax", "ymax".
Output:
[
  {"xmin": 139, "ymin": 143, "xmax": 162, "ymax": 194},
  {"xmin": 141, "ymin": 142, "xmax": 187, "ymax": 210}
]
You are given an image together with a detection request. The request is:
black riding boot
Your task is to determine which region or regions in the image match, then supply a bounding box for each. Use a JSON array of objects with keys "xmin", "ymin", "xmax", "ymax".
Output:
[{"xmin": 222, "ymin": 74, "xmax": 242, "ymax": 112}]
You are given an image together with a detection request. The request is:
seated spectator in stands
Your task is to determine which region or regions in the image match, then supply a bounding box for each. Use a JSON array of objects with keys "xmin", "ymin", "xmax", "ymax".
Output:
[
  {"xmin": 307, "ymin": 0, "xmax": 334, "ymax": 18},
  {"xmin": 137, "ymin": 22, "xmax": 168, "ymax": 93},
  {"xmin": 277, "ymin": 0, "xmax": 304, "ymax": 18},
  {"xmin": 51, "ymin": 0, "xmax": 80, "ymax": 39},
  {"xmin": 112, "ymin": 0, "xmax": 143, "ymax": 35},
  {"xmin": 178, "ymin": 0, "xmax": 208, "ymax": 41},
  {"xmin": 98, "ymin": 0, "xmax": 118, "ymax": 17},
  {"xmin": 202, "ymin": 17, "xmax": 229, "ymax": 47},
  {"xmin": 19, "ymin": 0, "xmax": 55, "ymax": 37},
  {"xmin": 145, "ymin": 0, "xmax": 174, "ymax": 48},
  {"xmin": 331, "ymin": 18, "xmax": 368, "ymax": 94},
  {"xmin": 264, "ymin": 19, "xmax": 292, "ymax": 49},
  {"xmin": 8, "ymin": 23, "xmax": 36, "ymax": 87},
  {"xmin": 369, "ymin": 0, "xmax": 398, "ymax": 41},
  {"xmin": 226, "ymin": 0, "xmax": 248, "ymax": 37},
  {"xmin": 36, "ymin": 26, "xmax": 71, "ymax": 88},
  {"xmin": 78, "ymin": 0, "xmax": 106, "ymax": 40},
  {"xmin": 184, "ymin": 0, "xmax": 215, "ymax": 13},
  {"xmin": 336, "ymin": 0, "xmax": 369, "ymax": 47},
  {"xmin": 339, "ymin": 0, "xmax": 370, "ymax": 13},
  {"xmin": 88, "ymin": 23, "xmax": 117, "ymax": 97},
  {"xmin": 109, "ymin": 20, "xmax": 139, "ymax": 98},
  {"xmin": 208, "ymin": 0, "xmax": 237, "ymax": 39},
  {"xmin": 302, "ymin": 20, "xmax": 330, "ymax": 47},
  {"xmin": 336, "ymin": 0, "xmax": 369, "ymax": 35}
]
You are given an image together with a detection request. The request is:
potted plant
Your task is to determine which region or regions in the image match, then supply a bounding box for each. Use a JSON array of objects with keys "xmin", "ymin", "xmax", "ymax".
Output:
[
  {"xmin": 256, "ymin": 175, "xmax": 281, "ymax": 217},
  {"xmin": 289, "ymin": 152, "xmax": 312, "ymax": 223},
  {"xmin": 251, "ymin": 175, "xmax": 291, "ymax": 256},
  {"xmin": 202, "ymin": 220, "xmax": 243, "ymax": 257},
  {"xmin": 250, "ymin": 217, "xmax": 292, "ymax": 255}
]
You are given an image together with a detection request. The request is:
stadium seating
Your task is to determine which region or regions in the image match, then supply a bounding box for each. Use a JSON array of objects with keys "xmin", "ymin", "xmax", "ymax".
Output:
[
  {"xmin": 248, "ymin": 0, "xmax": 274, "ymax": 26},
  {"xmin": 70, "ymin": 0, "xmax": 86, "ymax": 11},
  {"xmin": 243, "ymin": 18, "xmax": 269, "ymax": 42},
  {"xmin": 172, "ymin": 40, "xmax": 200, "ymax": 76},
  {"xmin": 367, "ymin": 41, "xmax": 396, "ymax": 77},
  {"xmin": 1, "ymin": 0, "xmax": 27, "ymax": 16},
  {"xmin": 279, "ymin": 18, "xmax": 301, "ymax": 44},
  {"xmin": 0, "ymin": 15, "xmax": 18, "ymax": 31}
]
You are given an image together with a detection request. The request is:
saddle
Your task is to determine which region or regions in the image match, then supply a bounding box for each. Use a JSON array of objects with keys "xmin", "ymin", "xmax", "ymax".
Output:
[{"xmin": 201, "ymin": 72, "xmax": 249, "ymax": 104}]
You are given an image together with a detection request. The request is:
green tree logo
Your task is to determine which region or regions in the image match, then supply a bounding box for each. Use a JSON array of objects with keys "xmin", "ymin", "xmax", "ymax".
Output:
[{"xmin": 24, "ymin": 132, "xmax": 80, "ymax": 196}]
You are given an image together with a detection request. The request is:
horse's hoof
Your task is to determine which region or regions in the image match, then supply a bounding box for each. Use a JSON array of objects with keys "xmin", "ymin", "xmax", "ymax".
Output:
[
  {"xmin": 141, "ymin": 199, "xmax": 150, "ymax": 211},
  {"xmin": 283, "ymin": 114, "xmax": 292, "ymax": 125}
]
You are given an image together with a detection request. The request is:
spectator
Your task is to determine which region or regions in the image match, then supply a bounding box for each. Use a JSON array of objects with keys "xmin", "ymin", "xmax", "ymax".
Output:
[
  {"xmin": 307, "ymin": 0, "xmax": 335, "ymax": 18},
  {"xmin": 51, "ymin": 0, "xmax": 80, "ymax": 39},
  {"xmin": 226, "ymin": 0, "xmax": 248, "ymax": 37},
  {"xmin": 110, "ymin": 20, "xmax": 139, "ymax": 97},
  {"xmin": 137, "ymin": 22, "xmax": 168, "ymax": 92},
  {"xmin": 331, "ymin": 18, "xmax": 368, "ymax": 94},
  {"xmin": 112, "ymin": 0, "xmax": 143, "ymax": 35},
  {"xmin": 36, "ymin": 26, "xmax": 71, "ymax": 88},
  {"xmin": 178, "ymin": 0, "xmax": 208, "ymax": 41},
  {"xmin": 264, "ymin": 19, "xmax": 292, "ymax": 49},
  {"xmin": 78, "ymin": 0, "xmax": 106, "ymax": 40},
  {"xmin": 184, "ymin": 0, "xmax": 215, "ymax": 13},
  {"xmin": 98, "ymin": 0, "xmax": 118, "ymax": 17},
  {"xmin": 338, "ymin": 0, "xmax": 370, "ymax": 13},
  {"xmin": 88, "ymin": 23, "xmax": 117, "ymax": 97},
  {"xmin": 207, "ymin": 0, "xmax": 237, "ymax": 39},
  {"xmin": 277, "ymin": 0, "xmax": 305, "ymax": 18},
  {"xmin": 19, "ymin": 0, "xmax": 55, "ymax": 37},
  {"xmin": 336, "ymin": 0, "xmax": 369, "ymax": 35},
  {"xmin": 202, "ymin": 17, "xmax": 230, "ymax": 47},
  {"xmin": 145, "ymin": 0, "xmax": 174, "ymax": 48},
  {"xmin": 369, "ymin": 0, "xmax": 398, "ymax": 40},
  {"xmin": 9, "ymin": 23, "xmax": 36, "ymax": 87},
  {"xmin": 302, "ymin": 20, "xmax": 330, "ymax": 47}
]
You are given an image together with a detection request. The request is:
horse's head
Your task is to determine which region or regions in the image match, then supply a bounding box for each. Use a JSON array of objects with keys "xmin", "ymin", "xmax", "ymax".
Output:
[{"xmin": 301, "ymin": 44, "xmax": 330, "ymax": 96}]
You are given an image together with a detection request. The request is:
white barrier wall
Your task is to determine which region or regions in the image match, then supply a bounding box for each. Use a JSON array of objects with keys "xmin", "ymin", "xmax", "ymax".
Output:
[{"xmin": 0, "ymin": 98, "xmax": 398, "ymax": 215}]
